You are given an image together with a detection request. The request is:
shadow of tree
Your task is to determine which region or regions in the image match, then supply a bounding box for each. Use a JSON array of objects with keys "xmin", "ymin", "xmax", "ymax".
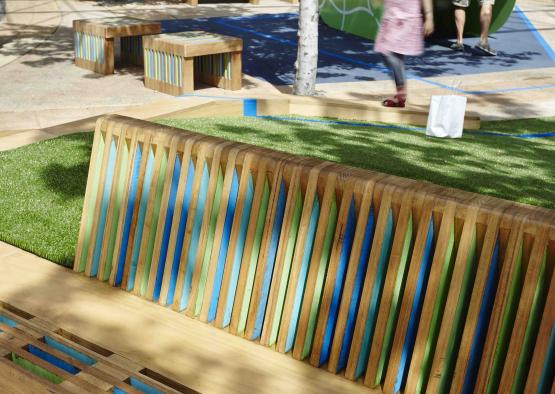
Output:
[
  {"xmin": 41, "ymin": 161, "xmax": 89, "ymax": 199},
  {"xmin": 161, "ymin": 116, "xmax": 555, "ymax": 208}
]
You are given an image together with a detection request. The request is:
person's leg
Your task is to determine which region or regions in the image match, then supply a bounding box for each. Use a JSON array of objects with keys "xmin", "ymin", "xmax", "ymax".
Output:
[
  {"xmin": 451, "ymin": 0, "xmax": 468, "ymax": 50},
  {"xmin": 479, "ymin": 3, "xmax": 493, "ymax": 44},
  {"xmin": 454, "ymin": 7, "xmax": 466, "ymax": 45},
  {"xmin": 475, "ymin": 0, "xmax": 496, "ymax": 55},
  {"xmin": 382, "ymin": 52, "xmax": 407, "ymax": 107}
]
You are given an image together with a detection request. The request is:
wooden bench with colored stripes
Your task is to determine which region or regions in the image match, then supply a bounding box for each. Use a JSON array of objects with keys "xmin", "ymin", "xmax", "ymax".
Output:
[
  {"xmin": 73, "ymin": 18, "xmax": 162, "ymax": 75},
  {"xmin": 143, "ymin": 32, "xmax": 243, "ymax": 95},
  {"xmin": 0, "ymin": 301, "xmax": 196, "ymax": 393},
  {"xmin": 74, "ymin": 114, "xmax": 555, "ymax": 393}
]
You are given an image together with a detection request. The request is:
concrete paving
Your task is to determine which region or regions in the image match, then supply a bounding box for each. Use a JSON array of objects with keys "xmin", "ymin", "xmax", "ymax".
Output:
[{"xmin": 0, "ymin": 0, "xmax": 294, "ymax": 132}]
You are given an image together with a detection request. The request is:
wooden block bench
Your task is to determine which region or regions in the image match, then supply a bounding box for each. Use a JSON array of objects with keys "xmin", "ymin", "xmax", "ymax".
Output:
[
  {"xmin": 143, "ymin": 32, "xmax": 243, "ymax": 95},
  {"xmin": 0, "ymin": 302, "xmax": 195, "ymax": 393},
  {"xmin": 73, "ymin": 17, "xmax": 161, "ymax": 75},
  {"xmin": 74, "ymin": 115, "xmax": 555, "ymax": 393}
]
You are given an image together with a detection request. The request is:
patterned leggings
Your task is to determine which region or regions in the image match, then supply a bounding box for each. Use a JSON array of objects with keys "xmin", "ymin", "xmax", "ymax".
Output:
[{"xmin": 382, "ymin": 52, "xmax": 406, "ymax": 88}]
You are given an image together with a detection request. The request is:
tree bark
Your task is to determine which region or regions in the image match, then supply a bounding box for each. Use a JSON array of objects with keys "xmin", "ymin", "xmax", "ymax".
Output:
[{"xmin": 293, "ymin": 0, "xmax": 319, "ymax": 96}]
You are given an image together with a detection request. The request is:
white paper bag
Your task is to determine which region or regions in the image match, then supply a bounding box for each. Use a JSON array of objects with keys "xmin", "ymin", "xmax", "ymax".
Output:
[{"xmin": 426, "ymin": 95, "xmax": 467, "ymax": 138}]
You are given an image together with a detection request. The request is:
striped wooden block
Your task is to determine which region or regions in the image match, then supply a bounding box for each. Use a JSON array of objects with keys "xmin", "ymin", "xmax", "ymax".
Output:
[
  {"xmin": 143, "ymin": 32, "xmax": 243, "ymax": 95},
  {"xmin": 75, "ymin": 115, "xmax": 555, "ymax": 393},
  {"xmin": 73, "ymin": 17, "xmax": 161, "ymax": 75}
]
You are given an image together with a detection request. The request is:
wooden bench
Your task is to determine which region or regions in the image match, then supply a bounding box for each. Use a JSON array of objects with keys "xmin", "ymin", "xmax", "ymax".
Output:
[
  {"xmin": 143, "ymin": 31, "xmax": 243, "ymax": 95},
  {"xmin": 73, "ymin": 17, "xmax": 161, "ymax": 75},
  {"xmin": 74, "ymin": 115, "xmax": 555, "ymax": 394}
]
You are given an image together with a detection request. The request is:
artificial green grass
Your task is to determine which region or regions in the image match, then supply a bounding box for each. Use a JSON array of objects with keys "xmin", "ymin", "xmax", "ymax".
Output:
[
  {"xmin": 0, "ymin": 133, "xmax": 93, "ymax": 266},
  {"xmin": 0, "ymin": 116, "xmax": 553, "ymax": 267},
  {"xmin": 158, "ymin": 116, "xmax": 555, "ymax": 208}
]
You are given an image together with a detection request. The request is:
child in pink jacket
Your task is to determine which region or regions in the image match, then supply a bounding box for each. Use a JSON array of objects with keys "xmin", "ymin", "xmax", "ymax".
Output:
[{"xmin": 374, "ymin": 0, "xmax": 435, "ymax": 107}]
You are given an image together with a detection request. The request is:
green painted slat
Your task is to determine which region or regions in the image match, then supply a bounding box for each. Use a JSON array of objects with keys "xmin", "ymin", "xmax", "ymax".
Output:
[
  {"xmin": 269, "ymin": 189, "xmax": 303, "ymax": 345},
  {"xmin": 140, "ymin": 150, "xmax": 169, "ymax": 295},
  {"xmin": 102, "ymin": 140, "xmax": 130, "ymax": 281},
  {"xmin": 416, "ymin": 223, "xmax": 457, "ymax": 393},
  {"xmin": 486, "ymin": 245, "xmax": 524, "ymax": 394},
  {"xmin": 375, "ymin": 214, "xmax": 414, "ymax": 386},
  {"xmin": 438, "ymin": 228, "xmax": 478, "ymax": 392},
  {"xmin": 512, "ymin": 250, "xmax": 549, "ymax": 394},
  {"xmin": 302, "ymin": 196, "xmax": 339, "ymax": 359},
  {"xmin": 79, "ymin": 133, "xmax": 105, "ymax": 272},
  {"xmin": 11, "ymin": 353, "xmax": 64, "ymax": 384},
  {"xmin": 195, "ymin": 167, "xmax": 225, "ymax": 316},
  {"xmin": 238, "ymin": 178, "xmax": 270, "ymax": 335}
]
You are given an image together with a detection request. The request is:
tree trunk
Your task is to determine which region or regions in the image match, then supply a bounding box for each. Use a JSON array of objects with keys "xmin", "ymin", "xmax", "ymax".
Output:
[{"xmin": 293, "ymin": 0, "xmax": 319, "ymax": 96}]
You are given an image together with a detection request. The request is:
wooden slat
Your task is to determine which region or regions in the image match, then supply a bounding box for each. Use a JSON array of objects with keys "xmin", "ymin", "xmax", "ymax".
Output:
[
  {"xmin": 214, "ymin": 151, "xmax": 261, "ymax": 329},
  {"xmin": 498, "ymin": 222, "xmax": 551, "ymax": 392},
  {"xmin": 275, "ymin": 162, "xmax": 331, "ymax": 352},
  {"xmin": 292, "ymin": 169, "xmax": 339, "ymax": 360},
  {"xmin": 345, "ymin": 182, "xmax": 396, "ymax": 381},
  {"xmin": 363, "ymin": 186, "xmax": 417, "ymax": 387},
  {"xmin": 324, "ymin": 177, "xmax": 379, "ymax": 372},
  {"xmin": 425, "ymin": 202, "xmax": 480, "ymax": 393},
  {"xmin": 156, "ymin": 134, "xmax": 207, "ymax": 305},
  {"xmin": 471, "ymin": 208, "xmax": 530, "ymax": 393},
  {"xmin": 382, "ymin": 194, "xmax": 437, "ymax": 392},
  {"xmin": 523, "ymin": 244, "xmax": 555, "ymax": 393},
  {"xmin": 259, "ymin": 161, "xmax": 304, "ymax": 346},
  {"xmin": 198, "ymin": 144, "xmax": 250, "ymax": 322}
]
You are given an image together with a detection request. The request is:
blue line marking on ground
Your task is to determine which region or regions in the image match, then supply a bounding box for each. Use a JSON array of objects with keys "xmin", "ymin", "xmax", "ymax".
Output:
[
  {"xmin": 257, "ymin": 115, "xmax": 555, "ymax": 139},
  {"xmin": 514, "ymin": 5, "xmax": 555, "ymax": 62}
]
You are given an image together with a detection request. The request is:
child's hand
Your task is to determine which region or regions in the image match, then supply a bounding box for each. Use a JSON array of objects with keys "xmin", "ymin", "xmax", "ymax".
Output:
[{"xmin": 424, "ymin": 16, "xmax": 434, "ymax": 36}]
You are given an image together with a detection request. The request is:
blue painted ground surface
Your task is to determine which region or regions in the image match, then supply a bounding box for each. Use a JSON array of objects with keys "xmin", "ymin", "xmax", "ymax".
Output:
[{"xmin": 162, "ymin": 11, "xmax": 555, "ymax": 86}]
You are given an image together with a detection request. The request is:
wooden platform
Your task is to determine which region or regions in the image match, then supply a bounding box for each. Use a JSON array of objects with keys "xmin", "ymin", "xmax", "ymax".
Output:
[
  {"xmin": 0, "ymin": 302, "xmax": 195, "ymax": 393},
  {"xmin": 0, "ymin": 241, "xmax": 374, "ymax": 394}
]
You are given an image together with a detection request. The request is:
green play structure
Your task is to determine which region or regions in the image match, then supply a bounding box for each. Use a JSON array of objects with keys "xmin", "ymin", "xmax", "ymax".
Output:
[{"xmin": 319, "ymin": 0, "xmax": 516, "ymax": 40}]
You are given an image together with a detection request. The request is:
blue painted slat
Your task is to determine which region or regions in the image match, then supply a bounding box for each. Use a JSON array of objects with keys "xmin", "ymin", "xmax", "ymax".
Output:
[
  {"xmin": 461, "ymin": 239, "xmax": 500, "ymax": 394},
  {"xmin": 355, "ymin": 208, "xmax": 395, "ymax": 379},
  {"xmin": 179, "ymin": 163, "xmax": 210, "ymax": 310},
  {"xmin": 208, "ymin": 169, "xmax": 240, "ymax": 322},
  {"xmin": 223, "ymin": 174, "xmax": 255, "ymax": 327},
  {"xmin": 393, "ymin": 219, "xmax": 436, "ymax": 392},
  {"xmin": 115, "ymin": 144, "xmax": 143, "ymax": 287},
  {"xmin": 319, "ymin": 198, "xmax": 357, "ymax": 366},
  {"xmin": 43, "ymin": 336, "xmax": 96, "ymax": 366},
  {"xmin": 127, "ymin": 147, "xmax": 156, "ymax": 291},
  {"xmin": 27, "ymin": 344, "xmax": 81, "ymax": 375},
  {"xmin": 91, "ymin": 139, "xmax": 118, "ymax": 277},
  {"xmin": 285, "ymin": 196, "xmax": 321, "ymax": 352},
  {"xmin": 153, "ymin": 156, "xmax": 182, "ymax": 302},
  {"xmin": 0, "ymin": 315, "xmax": 17, "ymax": 328},
  {"xmin": 167, "ymin": 159, "xmax": 195, "ymax": 305},
  {"xmin": 337, "ymin": 207, "xmax": 376, "ymax": 371},
  {"xmin": 252, "ymin": 180, "xmax": 287, "ymax": 340}
]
